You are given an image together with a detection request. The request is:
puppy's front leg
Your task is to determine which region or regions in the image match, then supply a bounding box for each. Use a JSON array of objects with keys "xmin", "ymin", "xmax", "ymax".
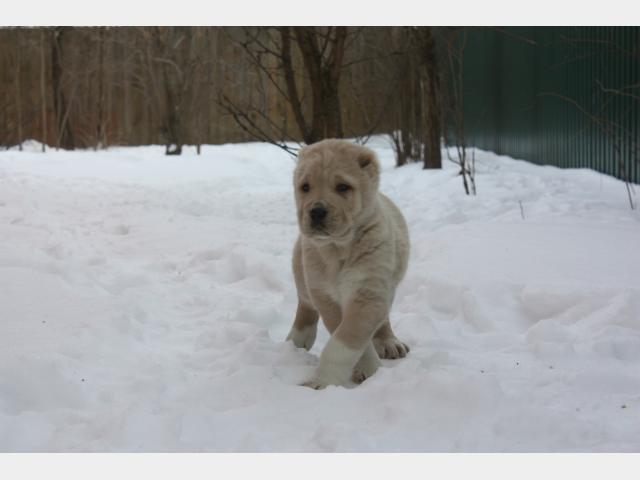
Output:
[{"xmin": 303, "ymin": 290, "xmax": 386, "ymax": 389}]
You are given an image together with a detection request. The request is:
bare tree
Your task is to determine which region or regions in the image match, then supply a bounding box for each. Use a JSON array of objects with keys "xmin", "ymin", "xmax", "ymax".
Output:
[
  {"xmin": 39, "ymin": 28, "xmax": 48, "ymax": 152},
  {"xmin": 219, "ymin": 27, "xmax": 353, "ymax": 153},
  {"xmin": 412, "ymin": 27, "xmax": 442, "ymax": 169},
  {"xmin": 13, "ymin": 29, "xmax": 24, "ymax": 150},
  {"xmin": 94, "ymin": 27, "xmax": 108, "ymax": 149},
  {"xmin": 441, "ymin": 27, "xmax": 475, "ymax": 194},
  {"xmin": 131, "ymin": 27, "xmax": 208, "ymax": 155},
  {"xmin": 51, "ymin": 27, "xmax": 75, "ymax": 150},
  {"xmin": 290, "ymin": 26, "xmax": 347, "ymax": 142},
  {"xmin": 388, "ymin": 43, "xmax": 417, "ymax": 166},
  {"xmin": 386, "ymin": 27, "xmax": 444, "ymax": 169}
]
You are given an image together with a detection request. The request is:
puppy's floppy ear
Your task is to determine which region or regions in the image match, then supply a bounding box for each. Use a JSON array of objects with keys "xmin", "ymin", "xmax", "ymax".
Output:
[
  {"xmin": 356, "ymin": 148, "xmax": 380, "ymax": 182},
  {"xmin": 357, "ymin": 150, "xmax": 373, "ymax": 169}
]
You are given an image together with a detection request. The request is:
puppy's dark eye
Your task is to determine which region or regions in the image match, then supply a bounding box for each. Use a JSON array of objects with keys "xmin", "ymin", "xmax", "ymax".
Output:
[
  {"xmin": 336, "ymin": 183, "xmax": 351, "ymax": 193},
  {"xmin": 301, "ymin": 183, "xmax": 310, "ymax": 193}
]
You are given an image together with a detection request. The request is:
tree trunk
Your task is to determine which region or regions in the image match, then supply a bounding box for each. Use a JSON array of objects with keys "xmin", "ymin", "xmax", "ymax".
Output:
[
  {"xmin": 14, "ymin": 29, "xmax": 23, "ymax": 150},
  {"xmin": 417, "ymin": 27, "xmax": 442, "ymax": 169},
  {"xmin": 319, "ymin": 74, "xmax": 343, "ymax": 139},
  {"xmin": 280, "ymin": 27, "xmax": 312, "ymax": 143},
  {"xmin": 391, "ymin": 131, "xmax": 408, "ymax": 167},
  {"xmin": 293, "ymin": 27, "xmax": 347, "ymax": 143},
  {"xmin": 39, "ymin": 29, "xmax": 48, "ymax": 152},
  {"xmin": 96, "ymin": 27, "xmax": 107, "ymax": 149},
  {"xmin": 51, "ymin": 27, "xmax": 75, "ymax": 150},
  {"xmin": 163, "ymin": 69, "xmax": 183, "ymax": 155}
]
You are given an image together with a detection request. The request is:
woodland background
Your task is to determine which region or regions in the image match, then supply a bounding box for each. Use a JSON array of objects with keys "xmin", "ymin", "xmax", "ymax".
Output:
[
  {"xmin": 1, "ymin": 26, "xmax": 638, "ymax": 195},
  {"xmin": 0, "ymin": 27, "xmax": 451, "ymax": 166}
]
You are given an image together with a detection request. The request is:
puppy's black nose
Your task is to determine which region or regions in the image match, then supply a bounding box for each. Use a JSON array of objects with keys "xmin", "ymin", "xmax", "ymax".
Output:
[{"xmin": 309, "ymin": 206, "xmax": 328, "ymax": 224}]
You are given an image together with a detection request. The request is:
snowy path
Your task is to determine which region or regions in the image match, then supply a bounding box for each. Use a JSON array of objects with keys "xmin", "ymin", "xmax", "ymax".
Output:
[{"xmin": 1, "ymin": 139, "xmax": 639, "ymax": 451}]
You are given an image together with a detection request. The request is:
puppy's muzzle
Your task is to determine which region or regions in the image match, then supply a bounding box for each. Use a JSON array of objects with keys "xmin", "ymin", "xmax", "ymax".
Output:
[{"xmin": 309, "ymin": 205, "xmax": 328, "ymax": 228}]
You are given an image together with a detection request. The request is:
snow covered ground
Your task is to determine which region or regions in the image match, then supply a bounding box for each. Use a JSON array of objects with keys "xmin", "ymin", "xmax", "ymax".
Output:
[{"xmin": 0, "ymin": 137, "xmax": 639, "ymax": 452}]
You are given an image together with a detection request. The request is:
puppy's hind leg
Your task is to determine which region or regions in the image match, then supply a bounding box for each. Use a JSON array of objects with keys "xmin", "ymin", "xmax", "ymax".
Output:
[
  {"xmin": 373, "ymin": 320, "xmax": 410, "ymax": 359},
  {"xmin": 286, "ymin": 302, "xmax": 319, "ymax": 351}
]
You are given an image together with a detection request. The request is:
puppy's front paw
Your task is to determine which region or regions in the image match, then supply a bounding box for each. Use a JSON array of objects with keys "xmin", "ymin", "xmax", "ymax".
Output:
[
  {"xmin": 286, "ymin": 325, "xmax": 317, "ymax": 351},
  {"xmin": 300, "ymin": 365, "xmax": 350, "ymax": 390},
  {"xmin": 373, "ymin": 337, "xmax": 410, "ymax": 359},
  {"xmin": 351, "ymin": 365, "xmax": 377, "ymax": 384},
  {"xmin": 351, "ymin": 348, "xmax": 381, "ymax": 384}
]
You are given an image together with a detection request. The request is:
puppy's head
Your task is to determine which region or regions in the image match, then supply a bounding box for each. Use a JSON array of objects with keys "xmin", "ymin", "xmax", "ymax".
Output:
[{"xmin": 293, "ymin": 139, "xmax": 380, "ymax": 243}]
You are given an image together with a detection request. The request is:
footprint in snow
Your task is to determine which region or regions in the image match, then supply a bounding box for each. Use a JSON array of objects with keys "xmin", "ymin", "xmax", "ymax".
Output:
[{"xmin": 111, "ymin": 225, "xmax": 131, "ymax": 235}]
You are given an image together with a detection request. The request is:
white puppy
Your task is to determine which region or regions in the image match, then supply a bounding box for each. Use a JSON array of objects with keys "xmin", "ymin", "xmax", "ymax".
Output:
[{"xmin": 287, "ymin": 139, "xmax": 410, "ymax": 389}]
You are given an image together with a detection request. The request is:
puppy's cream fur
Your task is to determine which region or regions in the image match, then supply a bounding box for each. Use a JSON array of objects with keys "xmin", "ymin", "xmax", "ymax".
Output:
[{"xmin": 286, "ymin": 139, "xmax": 410, "ymax": 389}]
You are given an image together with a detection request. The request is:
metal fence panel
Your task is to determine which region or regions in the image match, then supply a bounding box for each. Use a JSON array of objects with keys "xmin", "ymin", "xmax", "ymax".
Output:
[{"xmin": 461, "ymin": 26, "xmax": 640, "ymax": 184}]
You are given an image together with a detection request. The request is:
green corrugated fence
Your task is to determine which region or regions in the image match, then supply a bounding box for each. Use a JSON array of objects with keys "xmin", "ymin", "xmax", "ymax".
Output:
[{"xmin": 461, "ymin": 27, "xmax": 639, "ymax": 184}]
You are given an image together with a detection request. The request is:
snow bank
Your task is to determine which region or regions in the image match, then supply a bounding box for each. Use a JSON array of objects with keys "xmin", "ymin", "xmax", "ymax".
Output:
[{"xmin": 0, "ymin": 138, "xmax": 638, "ymax": 451}]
